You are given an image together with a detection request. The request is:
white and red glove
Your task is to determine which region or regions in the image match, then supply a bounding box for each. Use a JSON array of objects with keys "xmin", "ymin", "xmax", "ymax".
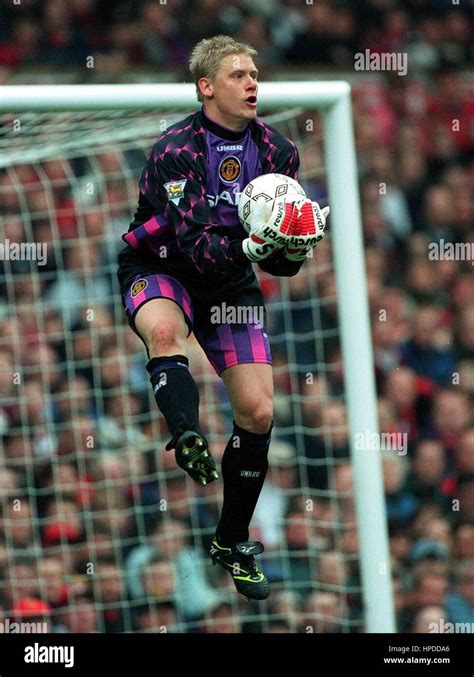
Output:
[
  {"xmin": 285, "ymin": 203, "xmax": 330, "ymax": 260},
  {"xmin": 242, "ymin": 199, "xmax": 329, "ymax": 263},
  {"xmin": 242, "ymin": 200, "xmax": 298, "ymax": 262},
  {"xmin": 242, "ymin": 236, "xmax": 279, "ymax": 262},
  {"xmin": 242, "ymin": 201, "xmax": 296, "ymax": 261}
]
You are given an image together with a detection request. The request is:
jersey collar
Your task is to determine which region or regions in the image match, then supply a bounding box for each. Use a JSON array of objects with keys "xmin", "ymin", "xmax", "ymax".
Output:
[{"xmin": 199, "ymin": 107, "xmax": 249, "ymax": 141}]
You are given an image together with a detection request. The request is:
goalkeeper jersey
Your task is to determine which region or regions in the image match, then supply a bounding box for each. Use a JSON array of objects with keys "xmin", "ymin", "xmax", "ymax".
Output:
[{"xmin": 122, "ymin": 107, "xmax": 304, "ymax": 301}]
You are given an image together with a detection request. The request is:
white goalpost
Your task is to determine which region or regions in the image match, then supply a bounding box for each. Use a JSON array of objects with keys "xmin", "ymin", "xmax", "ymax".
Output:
[{"xmin": 0, "ymin": 82, "xmax": 395, "ymax": 633}]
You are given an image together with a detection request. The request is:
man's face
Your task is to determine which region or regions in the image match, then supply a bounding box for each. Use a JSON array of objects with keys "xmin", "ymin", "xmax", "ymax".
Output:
[{"xmin": 200, "ymin": 53, "xmax": 258, "ymax": 129}]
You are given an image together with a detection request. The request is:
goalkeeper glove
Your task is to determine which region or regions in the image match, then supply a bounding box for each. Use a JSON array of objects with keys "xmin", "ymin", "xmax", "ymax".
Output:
[
  {"xmin": 285, "ymin": 203, "xmax": 330, "ymax": 259},
  {"xmin": 242, "ymin": 234, "xmax": 279, "ymax": 262},
  {"xmin": 285, "ymin": 245, "xmax": 312, "ymax": 262},
  {"xmin": 242, "ymin": 200, "xmax": 298, "ymax": 262}
]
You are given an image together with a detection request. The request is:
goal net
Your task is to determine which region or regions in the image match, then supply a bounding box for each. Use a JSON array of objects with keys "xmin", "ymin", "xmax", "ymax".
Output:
[{"xmin": 0, "ymin": 103, "xmax": 373, "ymax": 633}]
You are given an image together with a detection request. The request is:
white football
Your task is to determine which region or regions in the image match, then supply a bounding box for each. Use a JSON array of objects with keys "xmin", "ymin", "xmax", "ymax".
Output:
[{"xmin": 238, "ymin": 173, "xmax": 306, "ymax": 233}]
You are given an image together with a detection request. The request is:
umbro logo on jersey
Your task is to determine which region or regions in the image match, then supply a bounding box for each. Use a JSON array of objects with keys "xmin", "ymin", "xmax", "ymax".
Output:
[{"xmin": 216, "ymin": 145, "xmax": 243, "ymax": 151}]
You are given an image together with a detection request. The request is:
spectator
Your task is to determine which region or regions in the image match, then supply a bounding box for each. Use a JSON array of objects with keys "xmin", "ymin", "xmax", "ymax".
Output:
[
  {"xmin": 125, "ymin": 518, "xmax": 221, "ymax": 620},
  {"xmin": 399, "ymin": 306, "xmax": 455, "ymax": 385},
  {"xmin": 410, "ymin": 605, "xmax": 445, "ymax": 633},
  {"xmin": 383, "ymin": 452, "xmax": 419, "ymax": 525},
  {"xmin": 405, "ymin": 439, "xmax": 450, "ymax": 512},
  {"xmin": 303, "ymin": 590, "xmax": 348, "ymax": 633},
  {"xmin": 94, "ymin": 557, "xmax": 127, "ymax": 633},
  {"xmin": 56, "ymin": 593, "xmax": 98, "ymax": 633},
  {"xmin": 201, "ymin": 601, "xmax": 241, "ymax": 634},
  {"xmin": 445, "ymin": 559, "xmax": 474, "ymax": 625}
]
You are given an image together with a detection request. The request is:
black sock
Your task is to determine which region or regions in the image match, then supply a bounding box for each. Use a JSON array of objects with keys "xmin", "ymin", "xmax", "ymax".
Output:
[
  {"xmin": 146, "ymin": 355, "xmax": 201, "ymax": 436},
  {"xmin": 216, "ymin": 421, "xmax": 272, "ymax": 546}
]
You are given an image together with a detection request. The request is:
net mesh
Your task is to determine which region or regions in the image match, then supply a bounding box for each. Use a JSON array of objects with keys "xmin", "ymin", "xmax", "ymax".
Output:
[{"xmin": 0, "ymin": 107, "xmax": 363, "ymax": 633}]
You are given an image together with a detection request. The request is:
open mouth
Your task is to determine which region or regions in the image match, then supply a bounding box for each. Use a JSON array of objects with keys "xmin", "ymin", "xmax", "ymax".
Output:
[{"xmin": 245, "ymin": 96, "xmax": 257, "ymax": 105}]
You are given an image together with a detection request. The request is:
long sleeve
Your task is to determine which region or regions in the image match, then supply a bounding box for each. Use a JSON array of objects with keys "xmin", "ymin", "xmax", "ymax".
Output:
[{"xmin": 123, "ymin": 145, "xmax": 248, "ymax": 278}]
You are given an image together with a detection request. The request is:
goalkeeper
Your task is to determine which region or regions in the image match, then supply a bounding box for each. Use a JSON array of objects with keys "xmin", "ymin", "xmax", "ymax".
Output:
[{"xmin": 118, "ymin": 35, "xmax": 329, "ymax": 600}]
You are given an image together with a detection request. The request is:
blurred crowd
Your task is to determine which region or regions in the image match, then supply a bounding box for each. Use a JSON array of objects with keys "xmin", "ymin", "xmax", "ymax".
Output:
[
  {"xmin": 0, "ymin": 0, "xmax": 473, "ymax": 635},
  {"xmin": 0, "ymin": 0, "xmax": 473, "ymax": 82}
]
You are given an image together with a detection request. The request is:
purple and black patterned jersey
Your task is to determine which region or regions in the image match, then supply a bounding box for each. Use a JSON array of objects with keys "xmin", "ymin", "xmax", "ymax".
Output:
[{"xmin": 122, "ymin": 108, "xmax": 303, "ymax": 301}]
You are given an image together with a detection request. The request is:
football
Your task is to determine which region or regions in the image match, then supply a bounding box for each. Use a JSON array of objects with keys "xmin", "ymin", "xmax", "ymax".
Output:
[{"xmin": 238, "ymin": 173, "xmax": 306, "ymax": 233}]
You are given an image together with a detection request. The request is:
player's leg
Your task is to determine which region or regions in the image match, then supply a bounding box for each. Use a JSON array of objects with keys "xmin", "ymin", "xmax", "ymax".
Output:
[
  {"xmin": 192, "ymin": 283, "xmax": 273, "ymax": 598},
  {"xmin": 135, "ymin": 297, "xmax": 199, "ymax": 435},
  {"xmin": 217, "ymin": 362, "xmax": 273, "ymax": 543},
  {"xmin": 135, "ymin": 297, "xmax": 188, "ymax": 358},
  {"xmin": 222, "ymin": 361, "xmax": 273, "ymax": 432},
  {"xmin": 122, "ymin": 272, "xmax": 218, "ymax": 485},
  {"xmin": 210, "ymin": 363, "xmax": 273, "ymax": 599}
]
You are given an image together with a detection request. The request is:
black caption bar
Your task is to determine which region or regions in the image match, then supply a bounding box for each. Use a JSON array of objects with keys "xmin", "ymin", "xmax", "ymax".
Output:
[{"xmin": 0, "ymin": 633, "xmax": 472, "ymax": 675}]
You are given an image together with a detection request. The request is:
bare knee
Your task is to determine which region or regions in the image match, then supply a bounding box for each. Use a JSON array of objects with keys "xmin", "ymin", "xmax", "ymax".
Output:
[
  {"xmin": 147, "ymin": 322, "xmax": 186, "ymax": 357},
  {"xmin": 134, "ymin": 299, "xmax": 188, "ymax": 358},
  {"xmin": 234, "ymin": 399, "xmax": 273, "ymax": 434}
]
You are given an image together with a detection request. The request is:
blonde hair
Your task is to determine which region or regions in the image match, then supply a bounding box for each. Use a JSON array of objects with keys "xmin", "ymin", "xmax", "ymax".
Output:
[{"xmin": 189, "ymin": 35, "xmax": 257, "ymax": 102}]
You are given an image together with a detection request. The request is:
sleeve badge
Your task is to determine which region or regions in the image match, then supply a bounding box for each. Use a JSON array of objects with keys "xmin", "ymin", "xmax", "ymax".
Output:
[{"xmin": 164, "ymin": 179, "xmax": 187, "ymax": 205}]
